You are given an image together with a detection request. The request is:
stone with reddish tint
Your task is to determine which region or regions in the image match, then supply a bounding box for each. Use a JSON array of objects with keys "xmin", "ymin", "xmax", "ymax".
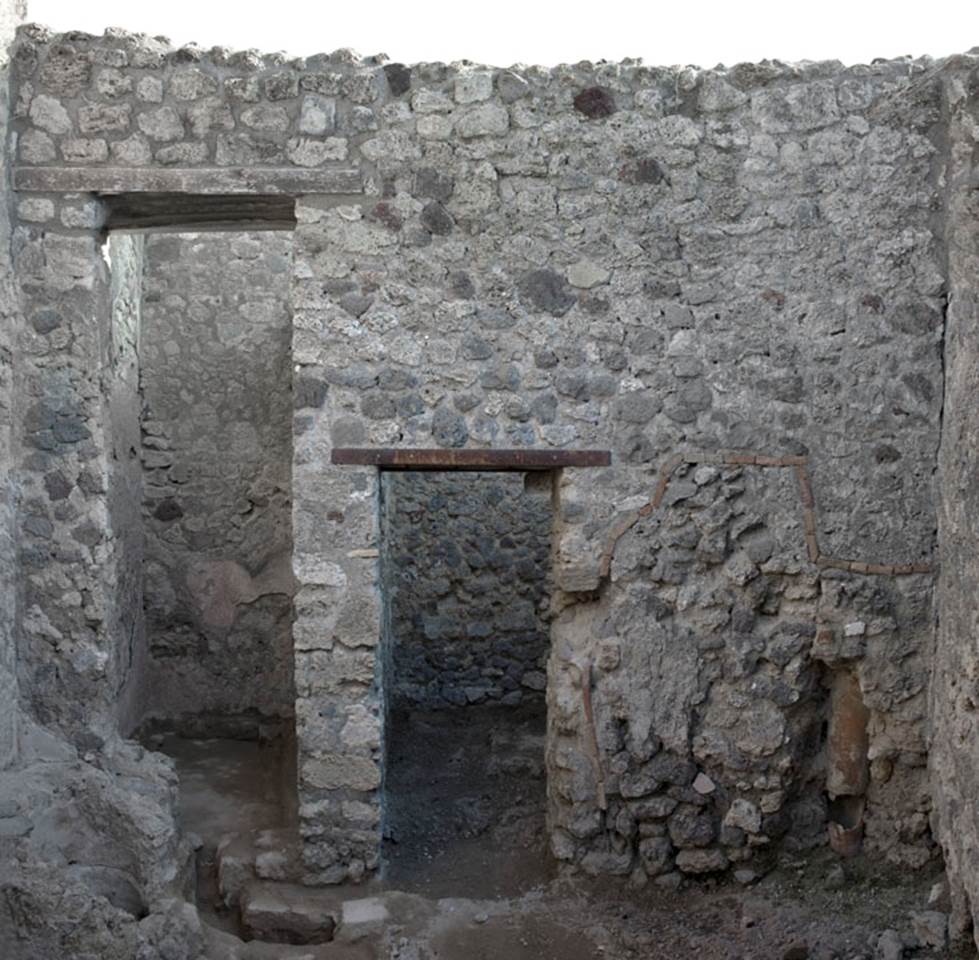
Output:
[
  {"xmin": 574, "ymin": 86, "xmax": 616, "ymax": 118},
  {"xmin": 692, "ymin": 772, "xmax": 716, "ymax": 795}
]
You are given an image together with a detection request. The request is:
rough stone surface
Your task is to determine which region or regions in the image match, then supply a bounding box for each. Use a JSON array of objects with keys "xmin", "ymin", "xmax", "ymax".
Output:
[
  {"xmin": 0, "ymin": 0, "xmax": 25, "ymax": 771},
  {"xmin": 676, "ymin": 848, "xmax": 729, "ymax": 874},
  {"xmin": 931, "ymin": 65, "xmax": 979, "ymax": 951},
  {"xmin": 908, "ymin": 909, "xmax": 947, "ymax": 950},
  {"xmin": 875, "ymin": 929, "xmax": 904, "ymax": 960},
  {"xmin": 0, "ymin": 731, "xmax": 195, "ymax": 960},
  {"xmin": 240, "ymin": 881, "xmax": 337, "ymax": 944},
  {"xmin": 2, "ymin": 16, "xmax": 977, "ymax": 945},
  {"xmin": 106, "ymin": 232, "xmax": 148, "ymax": 735},
  {"xmin": 138, "ymin": 232, "xmax": 296, "ymax": 730},
  {"xmin": 382, "ymin": 471, "xmax": 551, "ymax": 708}
]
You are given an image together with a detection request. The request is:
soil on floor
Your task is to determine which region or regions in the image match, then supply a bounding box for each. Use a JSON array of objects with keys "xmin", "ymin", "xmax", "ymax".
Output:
[
  {"xmin": 157, "ymin": 733, "xmax": 294, "ymax": 840},
  {"xmin": 155, "ymin": 712, "xmax": 964, "ymax": 959},
  {"xmin": 154, "ymin": 732, "xmax": 296, "ymax": 938},
  {"xmin": 382, "ymin": 700, "xmax": 552, "ymax": 898}
]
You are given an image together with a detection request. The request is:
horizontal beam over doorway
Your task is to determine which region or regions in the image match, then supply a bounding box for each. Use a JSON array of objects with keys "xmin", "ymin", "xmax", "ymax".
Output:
[
  {"xmin": 331, "ymin": 448, "xmax": 612, "ymax": 471},
  {"xmin": 102, "ymin": 193, "xmax": 297, "ymax": 231},
  {"xmin": 14, "ymin": 165, "xmax": 363, "ymax": 196}
]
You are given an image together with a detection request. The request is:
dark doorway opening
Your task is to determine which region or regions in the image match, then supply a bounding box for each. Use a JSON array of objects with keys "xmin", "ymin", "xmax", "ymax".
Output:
[{"xmin": 379, "ymin": 469, "xmax": 556, "ymax": 896}]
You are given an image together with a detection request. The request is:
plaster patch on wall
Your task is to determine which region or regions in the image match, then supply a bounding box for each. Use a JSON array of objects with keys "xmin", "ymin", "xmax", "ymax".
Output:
[{"xmin": 187, "ymin": 552, "xmax": 295, "ymax": 630}]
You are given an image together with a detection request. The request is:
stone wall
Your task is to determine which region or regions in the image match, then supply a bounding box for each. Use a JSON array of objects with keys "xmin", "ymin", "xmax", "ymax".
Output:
[
  {"xmin": 4, "ymin": 24, "xmax": 960, "ymax": 892},
  {"xmin": 105, "ymin": 232, "xmax": 147, "ymax": 735},
  {"xmin": 931, "ymin": 64, "xmax": 979, "ymax": 947},
  {"xmin": 139, "ymin": 231, "xmax": 296, "ymax": 731},
  {"xmin": 14, "ymin": 200, "xmax": 120, "ymax": 746},
  {"xmin": 0, "ymin": 17, "xmax": 198, "ymax": 957},
  {"xmin": 0, "ymin": 0, "xmax": 26, "ymax": 769},
  {"xmin": 285, "ymin": 55, "xmax": 944, "ymax": 883},
  {"xmin": 381, "ymin": 470, "xmax": 551, "ymax": 709}
]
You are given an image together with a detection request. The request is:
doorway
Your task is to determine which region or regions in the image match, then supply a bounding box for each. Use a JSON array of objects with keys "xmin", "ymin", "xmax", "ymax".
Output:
[
  {"xmin": 378, "ymin": 468, "xmax": 556, "ymax": 896},
  {"xmin": 102, "ymin": 224, "xmax": 299, "ymax": 931}
]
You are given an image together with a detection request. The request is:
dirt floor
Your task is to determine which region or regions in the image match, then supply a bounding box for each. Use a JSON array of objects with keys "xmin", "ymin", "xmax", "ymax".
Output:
[
  {"xmin": 155, "ymin": 731, "xmax": 296, "ymax": 939},
  {"xmin": 157, "ymin": 733, "xmax": 294, "ymax": 840},
  {"xmin": 382, "ymin": 701, "xmax": 553, "ymax": 898},
  {"xmin": 156, "ymin": 709, "xmax": 965, "ymax": 960}
]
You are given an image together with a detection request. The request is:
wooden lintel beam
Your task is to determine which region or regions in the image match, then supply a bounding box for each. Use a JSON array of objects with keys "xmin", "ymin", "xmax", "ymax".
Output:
[{"xmin": 330, "ymin": 448, "xmax": 612, "ymax": 471}]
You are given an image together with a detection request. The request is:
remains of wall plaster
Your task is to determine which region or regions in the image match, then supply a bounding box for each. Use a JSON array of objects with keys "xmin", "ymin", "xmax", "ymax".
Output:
[
  {"xmin": 931, "ymin": 66, "xmax": 979, "ymax": 948},
  {"xmin": 381, "ymin": 471, "xmax": 551, "ymax": 708},
  {"xmin": 550, "ymin": 456, "xmax": 934, "ymax": 878},
  {"xmin": 106, "ymin": 231, "xmax": 147, "ymax": 735},
  {"xmin": 0, "ymin": 0, "xmax": 26, "ymax": 770},
  {"xmin": 139, "ymin": 231, "xmax": 296, "ymax": 731},
  {"xmin": 4, "ymin": 22, "xmax": 957, "ymax": 898}
]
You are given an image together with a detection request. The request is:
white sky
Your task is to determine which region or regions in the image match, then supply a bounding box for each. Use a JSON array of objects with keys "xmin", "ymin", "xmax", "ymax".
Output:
[{"xmin": 25, "ymin": 0, "xmax": 979, "ymax": 69}]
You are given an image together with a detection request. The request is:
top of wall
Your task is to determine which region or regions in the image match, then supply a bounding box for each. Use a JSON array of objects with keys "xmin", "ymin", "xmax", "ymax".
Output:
[
  {"xmin": 10, "ymin": 21, "xmax": 973, "ymax": 125},
  {"xmin": 13, "ymin": 22, "xmax": 977, "ymax": 80},
  {"xmin": 10, "ymin": 21, "xmax": 973, "ymax": 198}
]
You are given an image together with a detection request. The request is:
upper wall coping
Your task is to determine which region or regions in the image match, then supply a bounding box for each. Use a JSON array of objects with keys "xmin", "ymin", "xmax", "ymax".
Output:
[{"xmin": 13, "ymin": 22, "xmax": 978, "ymax": 87}]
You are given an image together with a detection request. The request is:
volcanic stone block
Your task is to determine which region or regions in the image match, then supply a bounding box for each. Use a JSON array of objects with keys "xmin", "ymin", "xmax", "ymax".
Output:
[{"xmin": 240, "ymin": 882, "xmax": 337, "ymax": 945}]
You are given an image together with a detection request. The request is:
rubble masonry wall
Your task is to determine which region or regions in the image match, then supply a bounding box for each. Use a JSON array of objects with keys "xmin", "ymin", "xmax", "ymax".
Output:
[
  {"xmin": 138, "ymin": 231, "xmax": 295, "ymax": 733},
  {"xmin": 6, "ymin": 23, "xmax": 970, "ymax": 918},
  {"xmin": 930, "ymin": 65, "xmax": 979, "ymax": 945},
  {"xmin": 0, "ymin": 0, "xmax": 25, "ymax": 769},
  {"xmin": 382, "ymin": 470, "xmax": 551, "ymax": 709}
]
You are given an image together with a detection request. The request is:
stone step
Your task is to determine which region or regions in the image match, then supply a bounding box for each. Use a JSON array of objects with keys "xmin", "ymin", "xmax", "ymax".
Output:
[
  {"xmin": 253, "ymin": 827, "xmax": 304, "ymax": 883},
  {"xmin": 216, "ymin": 827, "xmax": 304, "ymax": 908},
  {"xmin": 239, "ymin": 880, "xmax": 340, "ymax": 945},
  {"xmin": 335, "ymin": 895, "xmax": 391, "ymax": 944},
  {"xmin": 213, "ymin": 882, "xmax": 511, "ymax": 955},
  {"xmin": 216, "ymin": 833, "xmax": 254, "ymax": 909},
  {"xmin": 204, "ymin": 921, "xmax": 373, "ymax": 959},
  {"xmin": 234, "ymin": 881, "xmax": 406, "ymax": 950}
]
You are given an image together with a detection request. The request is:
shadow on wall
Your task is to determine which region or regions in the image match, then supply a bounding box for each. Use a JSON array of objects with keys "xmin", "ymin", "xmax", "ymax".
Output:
[
  {"xmin": 381, "ymin": 470, "xmax": 554, "ymax": 710},
  {"xmin": 136, "ymin": 231, "xmax": 297, "ymax": 734},
  {"xmin": 187, "ymin": 553, "xmax": 296, "ymax": 630}
]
